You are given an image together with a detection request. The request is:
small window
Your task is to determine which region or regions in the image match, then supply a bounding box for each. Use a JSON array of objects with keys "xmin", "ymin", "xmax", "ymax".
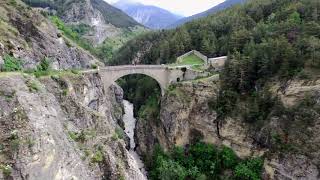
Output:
[
  {"xmin": 177, "ymin": 78, "xmax": 180, "ymax": 82},
  {"xmin": 181, "ymin": 67, "xmax": 187, "ymax": 72}
]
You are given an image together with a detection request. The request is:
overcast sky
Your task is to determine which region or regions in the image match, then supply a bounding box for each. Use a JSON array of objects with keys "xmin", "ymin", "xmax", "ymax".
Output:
[{"xmin": 105, "ymin": 0, "xmax": 226, "ymax": 16}]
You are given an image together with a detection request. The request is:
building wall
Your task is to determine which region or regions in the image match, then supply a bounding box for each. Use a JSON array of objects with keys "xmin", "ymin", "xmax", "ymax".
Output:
[{"xmin": 207, "ymin": 56, "xmax": 227, "ymax": 70}]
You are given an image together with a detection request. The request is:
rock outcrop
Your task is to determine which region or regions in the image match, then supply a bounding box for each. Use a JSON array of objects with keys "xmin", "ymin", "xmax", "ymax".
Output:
[
  {"xmin": 135, "ymin": 75, "xmax": 320, "ymax": 179},
  {"xmin": 0, "ymin": 72, "xmax": 145, "ymax": 180},
  {"xmin": 23, "ymin": 0, "xmax": 145, "ymax": 46},
  {"xmin": 60, "ymin": 0, "xmax": 124, "ymax": 45},
  {"xmin": 0, "ymin": 0, "xmax": 99, "ymax": 70}
]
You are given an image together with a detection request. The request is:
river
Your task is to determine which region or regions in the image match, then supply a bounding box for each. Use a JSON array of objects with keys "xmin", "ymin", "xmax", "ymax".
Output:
[{"xmin": 123, "ymin": 100, "xmax": 147, "ymax": 178}]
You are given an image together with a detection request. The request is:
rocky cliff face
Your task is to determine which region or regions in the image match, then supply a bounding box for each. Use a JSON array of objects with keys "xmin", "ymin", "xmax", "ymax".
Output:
[
  {"xmin": 0, "ymin": 72, "xmax": 145, "ymax": 180},
  {"xmin": 24, "ymin": 0, "xmax": 145, "ymax": 46},
  {"xmin": 60, "ymin": 0, "xmax": 132, "ymax": 45},
  {"xmin": 0, "ymin": 0, "xmax": 99, "ymax": 70},
  {"xmin": 135, "ymin": 75, "xmax": 320, "ymax": 179}
]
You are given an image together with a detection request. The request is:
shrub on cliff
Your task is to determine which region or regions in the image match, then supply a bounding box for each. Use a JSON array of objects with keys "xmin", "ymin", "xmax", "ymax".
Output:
[
  {"xmin": 234, "ymin": 158, "xmax": 264, "ymax": 180},
  {"xmin": 2, "ymin": 54, "xmax": 22, "ymax": 72},
  {"xmin": 149, "ymin": 143, "xmax": 263, "ymax": 180}
]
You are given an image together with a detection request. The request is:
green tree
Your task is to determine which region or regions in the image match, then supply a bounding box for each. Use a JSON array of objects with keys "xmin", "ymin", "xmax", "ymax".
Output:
[
  {"xmin": 220, "ymin": 146, "xmax": 238, "ymax": 169},
  {"xmin": 288, "ymin": 11, "xmax": 301, "ymax": 25},
  {"xmin": 234, "ymin": 158, "xmax": 264, "ymax": 180},
  {"xmin": 200, "ymin": 38, "xmax": 211, "ymax": 55},
  {"xmin": 159, "ymin": 40, "xmax": 170, "ymax": 63},
  {"xmin": 37, "ymin": 57, "xmax": 51, "ymax": 71},
  {"xmin": 157, "ymin": 159, "xmax": 187, "ymax": 180},
  {"xmin": 307, "ymin": 36, "xmax": 320, "ymax": 67},
  {"xmin": 229, "ymin": 29, "xmax": 252, "ymax": 52}
]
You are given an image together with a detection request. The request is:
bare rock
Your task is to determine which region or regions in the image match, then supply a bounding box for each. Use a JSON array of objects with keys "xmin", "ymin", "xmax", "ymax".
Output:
[
  {"xmin": 0, "ymin": 2, "xmax": 99, "ymax": 70},
  {"xmin": 0, "ymin": 55, "xmax": 3, "ymax": 71},
  {"xmin": 60, "ymin": 0, "xmax": 122, "ymax": 46},
  {"xmin": 271, "ymin": 79, "xmax": 320, "ymax": 107},
  {"xmin": 135, "ymin": 76, "xmax": 320, "ymax": 179},
  {"xmin": 265, "ymin": 154, "xmax": 319, "ymax": 180},
  {"xmin": 0, "ymin": 42, "xmax": 4, "ymax": 55},
  {"xmin": 0, "ymin": 73, "xmax": 144, "ymax": 179},
  {"xmin": 110, "ymin": 84, "xmax": 124, "ymax": 103}
]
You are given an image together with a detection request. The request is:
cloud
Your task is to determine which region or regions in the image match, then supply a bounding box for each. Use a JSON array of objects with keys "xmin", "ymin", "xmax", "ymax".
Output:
[{"xmin": 105, "ymin": 0, "xmax": 225, "ymax": 16}]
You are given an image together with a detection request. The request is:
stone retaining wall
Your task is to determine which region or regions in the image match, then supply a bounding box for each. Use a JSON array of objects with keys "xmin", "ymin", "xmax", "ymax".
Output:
[
  {"xmin": 208, "ymin": 56, "xmax": 227, "ymax": 70},
  {"xmin": 177, "ymin": 50, "xmax": 227, "ymax": 70}
]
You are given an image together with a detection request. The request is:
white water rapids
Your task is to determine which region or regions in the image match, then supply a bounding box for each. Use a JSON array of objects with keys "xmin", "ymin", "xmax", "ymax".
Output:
[{"xmin": 123, "ymin": 100, "xmax": 147, "ymax": 179}]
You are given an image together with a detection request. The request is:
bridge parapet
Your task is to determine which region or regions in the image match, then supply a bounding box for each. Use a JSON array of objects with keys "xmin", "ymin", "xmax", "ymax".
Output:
[{"xmin": 100, "ymin": 65, "xmax": 167, "ymax": 71}]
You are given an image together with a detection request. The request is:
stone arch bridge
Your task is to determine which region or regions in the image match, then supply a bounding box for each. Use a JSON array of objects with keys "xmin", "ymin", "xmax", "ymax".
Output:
[
  {"xmin": 83, "ymin": 60, "xmax": 227, "ymax": 95},
  {"xmin": 99, "ymin": 65, "xmax": 197, "ymax": 95}
]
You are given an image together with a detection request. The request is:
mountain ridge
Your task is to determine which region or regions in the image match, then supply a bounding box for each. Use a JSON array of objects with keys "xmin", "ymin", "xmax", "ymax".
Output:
[
  {"xmin": 114, "ymin": 0, "xmax": 183, "ymax": 29},
  {"xmin": 168, "ymin": 0, "xmax": 246, "ymax": 28},
  {"xmin": 23, "ymin": 0, "xmax": 148, "ymax": 63},
  {"xmin": 24, "ymin": 0, "xmax": 141, "ymax": 28}
]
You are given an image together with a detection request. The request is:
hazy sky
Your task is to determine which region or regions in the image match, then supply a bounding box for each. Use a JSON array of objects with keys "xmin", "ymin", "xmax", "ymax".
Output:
[{"xmin": 105, "ymin": 0, "xmax": 226, "ymax": 16}]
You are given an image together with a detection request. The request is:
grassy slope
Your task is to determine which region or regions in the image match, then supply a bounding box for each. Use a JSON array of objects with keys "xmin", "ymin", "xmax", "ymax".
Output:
[
  {"xmin": 178, "ymin": 54, "xmax": 204, "ymax": 65},
  {"xmin": 95, "ymin": 26, "xmax": 148, "ymax": 64}
]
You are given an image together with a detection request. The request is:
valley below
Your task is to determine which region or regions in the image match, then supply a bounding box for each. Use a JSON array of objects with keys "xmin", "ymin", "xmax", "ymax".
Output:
[{"xmin": 0, "ymin": 0, "xmax": 320, "ymax": 179}]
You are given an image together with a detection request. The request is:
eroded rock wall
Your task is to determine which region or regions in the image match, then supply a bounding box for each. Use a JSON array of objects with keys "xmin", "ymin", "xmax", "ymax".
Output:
[
  {"xmin": 135, "ymin": 75, "xmax": 320, "ymax": 179},
  {"xmin": 0, "ymin": 0, "xmax": 99, "ymax": 70},
  {"xmin": 0, "ymin": 72, "xmax": 144, "ymax": 180}
]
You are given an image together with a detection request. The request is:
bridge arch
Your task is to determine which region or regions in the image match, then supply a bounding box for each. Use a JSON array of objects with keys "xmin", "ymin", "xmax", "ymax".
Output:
[
  {"xmin": 109, "ymin": 72, "xmax": 166, "ymax": 95},
  {"xmin": 99, "ymin": 66, "xmax": 172, "ymax": 95}
]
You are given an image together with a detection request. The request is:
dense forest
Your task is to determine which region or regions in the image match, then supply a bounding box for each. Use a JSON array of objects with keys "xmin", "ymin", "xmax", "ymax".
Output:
[
  {"xmin": 115, "ymin": 0, "xmax": 320, "ymax": 126},
  {"xmin": 113, "ymin": 0, "xmax": 320, "ymax": 133},
  {"xmin": 113, "ymin": 0, "xmax": 320, "ymax": 72},
  {"xmin": 149, "ymin": 143, "xmax": 263, "ymax": 180},
  {"xmin": 116, "ymin": 75, "xmax": 161, "ymax": 120},
  {"xmin": 114, "ymin": 0, "xmax": 320, "ymax": 179}
]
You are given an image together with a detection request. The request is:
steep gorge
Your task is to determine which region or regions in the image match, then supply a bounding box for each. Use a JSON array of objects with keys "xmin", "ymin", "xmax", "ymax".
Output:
[
  {"xmin": 134, "ymin": 75, "xmax": 320, "ymax": 179},
  {"xmin": 1, "ymin": 0, "xmax": 320, "ymax": 179},
  {"xmin": 0, "ymin": 72, "xmax": 146, "ymax": 179}
]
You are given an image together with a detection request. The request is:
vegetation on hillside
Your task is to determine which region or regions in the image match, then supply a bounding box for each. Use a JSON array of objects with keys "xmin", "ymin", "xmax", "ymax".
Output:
[
  {"xmin": 113, "ymin": 0, "xmax": 320, "ymax": 177},
  {"xmin": 50, "ymin": 16, "xmax": 94, "ymax": 51},
  {"xmin": 94, "ymin": 26, "xmax": 147, "ymax": 63},
  {"xmin": 50, "ymin": 16, "xmax": 146, "ymax": 64},
  {"xmin": 149, "ymin": 143, "xmax": 263, "ymax": 180},
  {"xmin": 114, "ymin": 0, "xmax": 320, "ymax": 143},
  {"xmin": 116, "ymin": 75, "xmax": 161, "ymax": 119},
  {"xmin": 24, "ymin": 0, "xmax": 147, "ymax": 64},
  {"xmin": 2, "ymin": 54, "xmax": 23, "ymax": 72},
  {"xmin": 114, "ymin": 0, "xmax": 320, "ymax": 71}
]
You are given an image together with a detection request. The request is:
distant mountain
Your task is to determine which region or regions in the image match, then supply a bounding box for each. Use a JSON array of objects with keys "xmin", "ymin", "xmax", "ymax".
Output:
[
  {"xmin": 23, "ymin": 0, "xmax": 147, "ymax": 63},
  {"xmin": 168, "ymin": 0, "xmax": 246, "ymax": 28},
  {"xmin": 24, "ymin": 0, "xmax": 140, "ymax": 28},
  {"xmin": 114, "ymin": 0, "xmax": 184, "ymax": 29},
  {"xmin": 23, "ymin": 0, "xmax": 145, "ymax": 45}
]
